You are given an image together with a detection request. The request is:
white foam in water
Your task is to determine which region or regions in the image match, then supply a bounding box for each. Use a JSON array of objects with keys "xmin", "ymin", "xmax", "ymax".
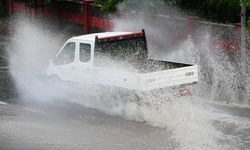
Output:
[
  {"xmin": 8, "ymin": 16, "xmax": 69, "ymax": 102},
  {"xmin": 8, "ymin": 11, "xmax": 250, "ymax": 150},
  {"xmin": 138, "ymin": 99, "xmax": 222, "ymax": 150},
  {"xmin": 0, "ymin": 101, "xmax": 7, "ymax": 105}
]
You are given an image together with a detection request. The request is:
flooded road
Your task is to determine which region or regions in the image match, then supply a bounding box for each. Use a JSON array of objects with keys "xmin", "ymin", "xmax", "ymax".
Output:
[
  {"xmin": 0, "ymin": 95, "xmax": 249, "ymax": 150},
  {"xmin": 0, "ymin": 101, "xmax": 177, "ymax": 150}
]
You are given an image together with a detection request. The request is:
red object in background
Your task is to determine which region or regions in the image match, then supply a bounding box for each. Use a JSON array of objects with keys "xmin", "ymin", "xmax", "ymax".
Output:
[
  {"xmin": 179, "ymin": 89, "xmax": 192, "ymax": 96},
  {"xmin": 6, "ymin": 0, "xmax": 242, "ymax": 53},
  {"xmin": 6, "ymin": 0, "xmax": 113, "ymax": 33}
]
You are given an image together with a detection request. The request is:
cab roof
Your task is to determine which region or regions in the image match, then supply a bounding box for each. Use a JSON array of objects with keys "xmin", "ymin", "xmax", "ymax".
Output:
[{"xmin": 69, "ymin": 32, "xmax": 132, "ymax": 42}]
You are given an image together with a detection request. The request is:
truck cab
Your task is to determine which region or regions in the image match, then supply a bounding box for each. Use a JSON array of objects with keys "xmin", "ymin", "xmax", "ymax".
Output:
[{"xmin": 49, "ymin": 37, "xmax": 94, "ymax": 83}]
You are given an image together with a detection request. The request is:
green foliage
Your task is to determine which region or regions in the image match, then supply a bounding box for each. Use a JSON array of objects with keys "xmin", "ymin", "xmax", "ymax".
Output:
[
  {"xmin": 206, "ymin": 0, "xmax": 250, "ymax": 8},
  {"xmin": 118, "ymin": 0, "xmax": 164, "ymax": 11},
  {"xmin": 178, "ymin": 0, "xmax": 242, "ymax": 23},
  {"xmin": 240, "ymin": 0, "xmax": 249, "ymax": 4},
  {"xmin": 208, "ymin": 0, "xmax": 250, "ymax": 32},
  {"xmin": 44, "ymin": 0, "xmax": 51, "ymax": 5},
  {"xmin": 94, "ymin": 0, "xmax": 122, "ymax": 12},
  {"xmin": 94, "ymin": 0, "xmax": 178, "ymax": 12},
  {"xmin": 247, "ymin": 19, "xmax": 250, "ymax": 32}
]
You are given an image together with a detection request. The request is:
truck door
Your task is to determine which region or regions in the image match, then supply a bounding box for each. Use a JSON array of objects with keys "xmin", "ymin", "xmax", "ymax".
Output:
[
  {"xmin": 75, "ymin": 42, "xmax": 93, "ymax": 84},
  {"xmin": 53, "ymin": 42, "xmax": 76, "ymax": 81}
]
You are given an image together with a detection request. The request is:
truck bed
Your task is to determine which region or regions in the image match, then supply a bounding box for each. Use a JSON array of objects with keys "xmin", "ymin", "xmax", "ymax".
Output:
[
  {"xmin": 94, "ymin": 55, "xmax": 191, "ymax": 73},
  {"xmin": 134, "ymin": 59, "xmax": 192, "ymax": 73},
  {"xmin": 138, "ymin": 64, "xmax": 198, "ymax": 91},
  {"xmin": 94, "ymin": 60, "xmax": 198, "ymax": 91}
]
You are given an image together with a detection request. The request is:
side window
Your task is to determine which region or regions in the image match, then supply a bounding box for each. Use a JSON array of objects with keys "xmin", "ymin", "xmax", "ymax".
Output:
[
  {"xmin": 54, "ymin": 42, "xmax": 75, "ymax": 65},
  {"xmin": 80, "ymin": 43, "xmax": 91, "ymax": 62}
]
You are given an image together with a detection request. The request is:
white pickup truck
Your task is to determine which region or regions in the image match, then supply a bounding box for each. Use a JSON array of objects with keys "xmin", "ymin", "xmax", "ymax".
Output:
[{"xmin": 47, "ymin": 30, "xmax": 198, "ymax": 99}]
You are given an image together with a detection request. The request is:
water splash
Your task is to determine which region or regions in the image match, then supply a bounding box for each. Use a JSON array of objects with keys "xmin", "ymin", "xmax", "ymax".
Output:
[{"xmin": 7, "ymin": 12, "xmax": 250, "ymax": 150}]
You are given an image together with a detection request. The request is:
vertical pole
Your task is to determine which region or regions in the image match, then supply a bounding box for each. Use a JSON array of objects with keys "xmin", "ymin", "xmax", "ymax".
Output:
[
  {"xmin": 58, "ymin": 1, "xmax": 61, "ymax": 24},
  {"xmin": 83, "ymin": 2, "xmax": 89, "ymax": 33},
  {"xmin": 82, "ymin": 3, "xmax": 85, "ymax": 33},
  {"xmin": 7, "ymin": 1, "xmax": 14, "ymax": 16},
  {"xmin": 240, "ymin": 3, "xmax": 247, "ymax": 103},
  {"xmin": 241, "ymin": 3, "xmax": 246, "ymax": 54},
  {"xmin": 31, "ymin": 0, "xmax": 37, "ymax": 23},
  {"xmin": 42, "ymin": 0, "xmax": 45, "ymax": 17},
  {"xmin": 2, "ymin": 0, "xmax": 7, "ymax": 17}
]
